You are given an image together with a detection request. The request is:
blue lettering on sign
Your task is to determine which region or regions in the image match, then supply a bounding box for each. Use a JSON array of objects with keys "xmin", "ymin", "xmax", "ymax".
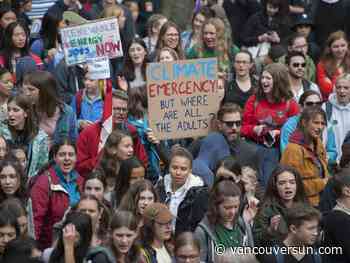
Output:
[
  {"xmin": 68, "ymin": 47, "xmax": 90, "ymax": 58},
  {"xmin": 149, "ymin": 64, "xmax": 170, "ymax": 81},
  {"xmin": 172, "ymin": 59, "xmax": 216, "ymax": 80}
]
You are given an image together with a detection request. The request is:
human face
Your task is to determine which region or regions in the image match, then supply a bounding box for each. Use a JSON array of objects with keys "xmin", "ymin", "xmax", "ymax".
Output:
[
  {"xmin": 78, "ymin": 199, "xmax": 101, "ymax": 229},
  {"xmin": 22, "ymin": 82, "xmax": 39, "ymax": 104},
  {"xmin": 335, "ymin": 78, "xmax": 350, "ymax": 105},
  {"xmin": 0, "ymin": 11, "xmax": 16, "ymax": 29},
  {"xmin": 176, "ymin": 244, "xmax": 200, "ymax": 263},
  {"xmin": 0, "ymin": 72, "xmax": 14, "ymax": 97},
  {"xmin": 129, "ymin": 42, "xmax": 147, "ymax": 66},
  {"xmin": 112, "ymin": 97, "xmax": 128, "ymax": 124},
  {"xmin": 137, "ymin": 190, "xmax": 155, "ymax": 215},
  {"xmin": 234, "ymin": 52, "xmax": 252, "ymax": 78},
  {"xmin": 0, "ymin": 137, "xmax": 6, "ymax": 160},
  {"xmin": 0, "ymin": 225, "xmax": 16, "ymax": 253},
  {"xmin": 291, "ymin": 37, "xmax": 308, "ymax": 55},
  {"xmin": 288, "ymin": 55, "xmax": 306, "ymax": 79},
  {"xmin": 303, "ymin": 94, "xmax": 322, "ymax": 109},
  {"xmin": 218, "ymin": 196, "xmax": 240, "ymax": 224},
  {"xmin": 203, "ymin": 23, "xmax": 216, "ymax": 49},
  {"xmin": 276, "ymin": 171, "xmax": 297, "ymax": 203},
  {"xmin": 23, "ymin": 0, "xmax": 33, "ymax": 12},
  {"xmin": 83, "ymin": 78, "xmax": 99, "ymax": 93},
  {"xmin": 84, "ymin": 178, "xmax": 105, "ymax": 201},
  {"xmin": 129, "ymin": 166, "xmax": 145, "ymax": 185},
  {"xmin": 116, "ymin": 136, "xmax": 134, "ymax": 160},
  {"xmin": 112, "ymin": 226, "xmax": 137, "ymax": 255},
  {"xmin": 304, "ymin": 114, "xmax": 326, "ymax": 140},
  {"xmin": 330, "ymin": 38, "xmax": 348, "ymax": 60},
  {"xmin": 296, "ymin": 24, "xmax": 311, "ymax": 38},
  {"xmin": 163, "ymin": 27, "xmax": 179, "ymax": 49},
  {"xmin": 54, "ymin": 144, "xmax": 77, "ymax": 174},
  {"xmin": 261, "ymin": 71, "xmax": 273, "ymax": 95},
  {"xmin": 169, "ymin": 156, "xmax": 192, "ymax": 190},
  {"xmin": 192, "ymin": 13, "xmax": 205, "ymax": 33},
  {"xmin": 266, "ymin": 2, "xmax": 279, "ymax": 17},
  {"xmin": 154, "ymin": 221, "xmax": 172, "ymax": 242},
  {"xmin": 12, "ymin": 25, "xmax": 26, "ymax": 49},
  {"xmin": 7, "ymin": 101, "xmax": 27, "ymax": 131},
  {"xmin": 159, "ymin": 50, "xmax": 175, "ymax": 62},
  {"xmin": 293, "ymin": 219, "xmax": 319, "ymax": 246},
  {"xmin": 17, "ymin": 215, "xmax": 27, "ymax": 236},
  {"xmin": 218, "ymin": 112, "xmax": 241, "ymax": 143},
  {"xmin": 0, "ymin": 165, "xmax": 20, "ymax": 196}
]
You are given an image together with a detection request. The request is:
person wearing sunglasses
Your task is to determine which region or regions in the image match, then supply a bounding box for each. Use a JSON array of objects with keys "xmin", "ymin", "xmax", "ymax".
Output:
[
  {"xmin": 280, "ymin": 90, "xmax": 337, "ymax": 166},
  {"xmin": 285, "ymin": 51, "xmax": 320, "ymax": 102}
]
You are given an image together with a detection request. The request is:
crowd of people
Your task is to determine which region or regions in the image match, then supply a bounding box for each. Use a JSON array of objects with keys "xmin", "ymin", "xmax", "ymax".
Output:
[{"xmin": 0, "ymin": 0, "xmax": 348, "ymax": 262}]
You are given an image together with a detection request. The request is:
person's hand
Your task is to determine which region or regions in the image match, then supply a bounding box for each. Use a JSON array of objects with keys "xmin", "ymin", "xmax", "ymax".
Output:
[
  {"xmin": 268, "ymin": 215, "xmax": 281, "ymax": 232},
  {"xmin": 146, "ymin": 129, "xmax": 160, "ymax": 145},
  {"xmin": 117, "ymin": 76, "xmax": 128, "ymax": 92},
  {"xmin": 268, "ymin": 31, "xmax": 280, "ymax": 43},
  {"xmin": 47, "ymin": 48, "xmax": 58, "ymax": 60},
  {"xmin": 243, "ymin": 200, "xmax": 258, "ymax": 224},
  {"xmin": 258, "ymin": 33, "xmax": 269, "ymax": 43},
  {"xmin": 63, "ymin": 224, "xmax": 78, "ymax": 248},
  {"xmin": 253, "ymin": 125, "xmax": 266, "ymax": 136}
]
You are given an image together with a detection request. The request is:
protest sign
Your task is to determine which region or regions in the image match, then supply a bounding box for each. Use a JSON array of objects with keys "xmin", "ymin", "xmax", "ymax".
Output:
[
  {"xmin": 147, "ymin": 58, "xmax": 220, "ymax": 140},
  {"xmin": 60, "ymin": 17, "xmax": 123, "ymax": 66},
  {"xmin": 86, "ymin": 57, "xmax": 111, "ymax": 80}
]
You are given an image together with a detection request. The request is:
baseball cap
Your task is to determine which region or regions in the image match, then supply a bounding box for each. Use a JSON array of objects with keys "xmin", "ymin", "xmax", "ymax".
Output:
[
  {"xmin": 292, "ymin": 13, "xmax": 314, "ymax": 30},
  {"xmin": 143, "ymin": 203, "xmax": 174, "ymax": 224}
]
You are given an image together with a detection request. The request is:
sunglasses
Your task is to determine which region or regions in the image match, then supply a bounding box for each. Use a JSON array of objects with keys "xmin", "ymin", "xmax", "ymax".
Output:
[
  {"xmin": 221, "ymin": 120, "xmax": 241, "ymax": 128},
  {"xmin": 304, "ymin": 101, "xmax": 322, "ymax": 107},
  {"xmin": 292, "ymin": 62, "xmax": 306, "ymax": 68}
]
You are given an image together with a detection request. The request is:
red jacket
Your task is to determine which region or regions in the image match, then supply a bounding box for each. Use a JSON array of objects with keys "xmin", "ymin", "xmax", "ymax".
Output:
[
  {"xmin": 76, "ymin": 122, "xmax": 148, "ymax": 177},
  {"xmin": 30, "ymin": 167, "xmax": 84, "ymax": 249},
  {"xmin": 241, "ymin": 95, "xmax": 300, "ymax": 144},
  {"xmin": 317, "ymin": 61, "xmax": 341, "ymax": 101}
]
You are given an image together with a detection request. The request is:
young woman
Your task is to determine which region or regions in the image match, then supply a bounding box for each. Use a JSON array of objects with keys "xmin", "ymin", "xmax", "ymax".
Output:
[
  {"xmin": 0, "ymin": 21, "xmax": 42, "ymax": 82},
  {"xmin": 30, "ymin": 138, "xmax": 84, "ymax": 249},
  {"xmin": 122, "ymin": 38, "xmax": 148, "ymax": 90},
  {"xmin": 253, "ymin": 164, "xmax": 307, "ymax": 246},
  {"xmin": 0, "ymin": 5, "xmax": 17, "ymax": 50},
  {"xmin": 98, "ymin": 130, "xmax": 134, "ymax": 202},
  {"xmin": 241, "ymin": 63, "xmax": 300, "ymax": 187},
  {"xmin": 0, "ymin": 208, "xmax": 20, "ymax": 259},
  {"xmin": 0, "ymin": 67, "xmax": 14, "ymax": 122},
  {"xmin": 30, "ymin": 11, "xmax": 65, "ymax": 72},
  {"xmin": 194, "ymin": 178, "xmax": 255, "ymax": 262},
  {"xmin": 143, "ymin": 14, "xmax": 167, "ymax": 54},
  {"xmin": 0, "ymin": 198, "xmax": 28, "ymax": 238},
  {"xmin": 174, "ymin": 232, "xmax": 200, "ymax": 263},
  {"xmin": 108, "ymin": 210, "xmax": 141, "ymax": 263},
  {"xmin": 22, "ymin": 70, "xmax": 78, "ymax": 148},
  {"xmin": 83, "ymin": 168, "xmax": 107, "ymax": 203},
  {"xmin": 187, "ymin": 17, "xmax": 239, "ymax": 78},
  {"xmin": 10, "ymin": 144, "xmax": 27, "ymax": 172},
  {"xmin": 76, "ymin": 194, "xmax": 110, "ymax": 247},
  {"xmin": 0, "ymin": 157, "xmax": 26, "ymax": 204},
  {"xmin": 118, "ymin": 179, "xmax": 157, "ymax": 227},
  {"xmin": 317, "ymin": 31, "xmax": 350, "ymax": 101},
  {"xmin": 154, "ymin": 21, "xmax": 185, "ymax": 60},
  {"xmin": 155, "ymin": 47, "xmax": 179, "ymax": 62},
  {"xmin": 140, "ymin": 202, "xmax": 173, "ymax": 263},
  {"xmin": 0, "ymin": 93, "xmax": 48, "ymax": 178},
  {"xmin": 281, "ymin": 106, "xmax": 329, "ymax": 206},
  {"xmin": 113, "ymin": 156, "xmax": 145, "ymax": 208},
  {"xmin": 181, "ymin": 7, "xmax": 213, "ymax": 54}
]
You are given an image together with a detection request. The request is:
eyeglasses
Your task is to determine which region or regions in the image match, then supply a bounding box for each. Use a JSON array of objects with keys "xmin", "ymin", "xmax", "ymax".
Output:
[
  {"xmin": 292, "ymin": 62, "xmax": 306, "ymax": 68},
  {"xmin": 304, "ymin": 101, "xmax": 322, "ymax": 107},
  {"xmin": 221, "ymin": 120, "xmax": 241, "ymax": 128}
]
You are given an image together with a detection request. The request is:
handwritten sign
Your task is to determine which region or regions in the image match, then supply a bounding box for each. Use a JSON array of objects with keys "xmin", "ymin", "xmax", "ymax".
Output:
[
  {"xmin": 60, "ymin": 17, "xmax": 123, "ymax": 66},
  {"xmin": 147, "ymin": 58, "xmax": 220, "ymax": 140},
  {"xmin": 86, "ymin": 57, "xmax": 111, "ymax": 80}
]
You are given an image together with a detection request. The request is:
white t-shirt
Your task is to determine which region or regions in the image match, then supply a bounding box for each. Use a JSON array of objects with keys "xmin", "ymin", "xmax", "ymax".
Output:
[{"xmin": 154, "ymin": 246, "xmax": 172, "ymax": 263}]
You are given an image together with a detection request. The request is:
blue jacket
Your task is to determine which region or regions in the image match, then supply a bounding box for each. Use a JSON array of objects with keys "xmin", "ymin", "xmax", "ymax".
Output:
[
  {"xmin": 53, "ymin": 104, "xmax": 78, "ymax": 144},
  {"xmin": 280, "ymin": 115, "xmax": 337, "ymax": 164},
  {"xmin": 70, "ymin": 91, "xmax": 103, "ymax": 125}
]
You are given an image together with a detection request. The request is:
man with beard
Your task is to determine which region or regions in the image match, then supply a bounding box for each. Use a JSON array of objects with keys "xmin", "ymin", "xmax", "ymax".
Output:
[
  {"xmin": 286, "ymin": 51, "xmax": 320, "ymax": 102},
  {"xmin": 258, "ymin": 203, "xmax": 322, "ymax": 263}
]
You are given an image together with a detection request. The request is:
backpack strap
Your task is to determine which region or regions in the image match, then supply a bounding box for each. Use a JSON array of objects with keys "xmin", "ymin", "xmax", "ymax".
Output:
[
  {"xmin": 325, "ymin": 101, "xmax": 333, "ymax": 122},
  {"xmin": 75, "ymin": 89, "xmax": 84, "ymax": 119}
]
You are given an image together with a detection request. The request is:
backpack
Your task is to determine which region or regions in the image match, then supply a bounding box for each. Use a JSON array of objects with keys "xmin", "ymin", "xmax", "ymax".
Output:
[{"xmin": 273, "ymin": 245, "xmax": 322, "ymax": 263}]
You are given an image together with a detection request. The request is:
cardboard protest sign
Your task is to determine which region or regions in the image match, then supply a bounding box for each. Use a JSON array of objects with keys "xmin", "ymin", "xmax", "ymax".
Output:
[
  {"xmin": 60, "ymin": 17, "xmax": 123, "ymax": 66},
  {"xmin": 86, "ymin": 57, "xmax": 111, "ymax": 80},
  {"xmin": 147, "ymin": 58, "xmax": 220, "ymax": 140}
]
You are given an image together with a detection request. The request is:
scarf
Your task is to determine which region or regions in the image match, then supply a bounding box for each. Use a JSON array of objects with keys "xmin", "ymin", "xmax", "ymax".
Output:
[
  {"xmin": 54, "ymin": 164, "xmax": 80, "ymax": 206},
  {"xmin": 333, "ymin": 201, "xmax": 350, "ymax": 216}
]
